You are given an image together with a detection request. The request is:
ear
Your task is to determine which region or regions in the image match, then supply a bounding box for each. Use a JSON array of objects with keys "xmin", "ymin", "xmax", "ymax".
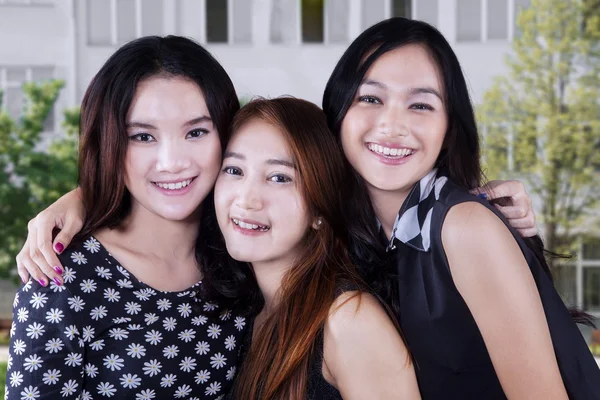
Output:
[{"xmin": 312, "ymin": 218, "xmax": 323, "ymax": 230}]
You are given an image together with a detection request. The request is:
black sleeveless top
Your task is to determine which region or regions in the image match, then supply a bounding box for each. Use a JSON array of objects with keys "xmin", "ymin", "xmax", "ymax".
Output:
[{"xmin": 387, "ymin": 170, "xmax": 600, "ymax": 399}]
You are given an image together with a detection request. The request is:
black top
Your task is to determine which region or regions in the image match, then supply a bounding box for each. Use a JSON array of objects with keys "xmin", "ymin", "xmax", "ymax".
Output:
[
  {"xmin": 388, "ymin": 170, "xmax": 600, "ymax": 399},
  {"xmin": 7, "ymin": 236, "xmax": 248, "ymax": 399}
]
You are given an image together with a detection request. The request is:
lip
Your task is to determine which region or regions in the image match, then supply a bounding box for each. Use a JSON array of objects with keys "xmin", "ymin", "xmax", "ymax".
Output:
[
  {"xmin": 365, "ymin": 142, "xmax": 416, "ymax": 166},
  {"xmin": 231, "ymin": 217, "xmax": 270, "ymax": 236},
  {"xmin": 151, "ymin": 177, "xmax": 197, "ymax": 196}
]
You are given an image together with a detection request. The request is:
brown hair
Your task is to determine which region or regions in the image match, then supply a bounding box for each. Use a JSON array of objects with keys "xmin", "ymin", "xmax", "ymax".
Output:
[
  {"xmin": 231, "ymin": 98, "xmax": 368, "ymax": 399},
  {"xmin": 76, "ymin": 36, "xmax": 239, "ymax": 239}
]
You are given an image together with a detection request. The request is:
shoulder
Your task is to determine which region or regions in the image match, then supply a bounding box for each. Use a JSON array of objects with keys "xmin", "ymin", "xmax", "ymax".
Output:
[{"xmin": 326, "ymin": 291, "xmax": 389, "ymax": 331}]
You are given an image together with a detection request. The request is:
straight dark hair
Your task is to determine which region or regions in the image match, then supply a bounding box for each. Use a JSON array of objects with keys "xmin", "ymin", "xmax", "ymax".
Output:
[{"xmin": 322, "ymin": 17, "xmax": 592, "ymax": 325}]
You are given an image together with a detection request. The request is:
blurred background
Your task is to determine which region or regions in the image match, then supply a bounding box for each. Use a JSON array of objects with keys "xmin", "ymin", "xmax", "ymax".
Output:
[{"xmin": 0, "ymin": 0, "xmax": 598, "ymax": 386}]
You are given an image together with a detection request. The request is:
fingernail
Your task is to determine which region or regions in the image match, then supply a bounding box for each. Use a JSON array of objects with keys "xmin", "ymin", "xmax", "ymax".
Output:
[
  {"xmin": 55, "ymin": 242, "xmax": 64, "ymax": 253},
  {"xmin": 39, "ymin": 278, "xmax": 46, "ymax": 286},
  {"xmin": 54, "ymin": 266, "xmax": 63, "ymax": 274},
  {"xmin": 21, "ymin": 277, "xmax": 27, "ymax": 285},
  {"xmin": 53, "ymin": 277, "xmax": 62, "ymax": 286},
  {"xmin": 477, "ymin": 193, "xmax": 488, "ymax": 200}
]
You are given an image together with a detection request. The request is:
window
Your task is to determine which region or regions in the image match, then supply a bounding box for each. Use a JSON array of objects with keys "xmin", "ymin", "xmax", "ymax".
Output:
[
  {"xmin": 0, "ymin": 0, "xmax": 53, "ymax": 5},
  {"xmin": 302, "ymin": 0, "xmax": 324, "ymax": 43},
  {"xmin": 87, "ymin": 0, "xmax": 112, "ymax": 45},
  {"xmin": 584, "ymin": 269, "xmax": 600, "ymax": 312},
  {"xmin": 361, "ymin": 0, "xmax": 386, "ymax": 31},
  {"xmin": 415, "ymin": 0, "xmax": 437, "ymax": 26},
  {"xmin": 231, "ymin": 0, "xmax": 252, "ymax": 44},
  {"xmin": 487, "ymin": 0, "xmax": 508, "ymax": 40},
  {"xmin": 457, "ymin": 0, "xmax": 482, "ymax": 42},
  {"xmin": 270, "ymin": 0, "xmax": 299, "ymax": 44},
  {"xmin": 117, "ymin": 0, "xmax": 136, "ymax": 44},
  {"xmin": 0, "ymin": 66, "xmax": 56, "ymax": 132},
  {"xmin": 326, "ymin": 0, "xmax": 349, "ymax": 43},
  {"xmin": 392, "ymin": 0, "xmax": 411, "ymax": 18},
  {"xmin": 206, "ymin": 0, "xmax": 228, "ymax": 43},
  {"xmin": 142, "ymin": 0, "xmax": 164, "ymax": 36}
]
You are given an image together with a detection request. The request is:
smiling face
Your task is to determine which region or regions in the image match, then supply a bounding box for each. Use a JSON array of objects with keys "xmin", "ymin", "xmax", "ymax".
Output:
[
  {"xmin": 124, "ymin": 75, "xmax": 222, "ymax": 222},
  {"xmin": 214, "ymin": 118, "xmax": 312, "ymax": 267},
  {"xmin": 340, "ymin": 44, "xmax": 448, "ymax": 196}
]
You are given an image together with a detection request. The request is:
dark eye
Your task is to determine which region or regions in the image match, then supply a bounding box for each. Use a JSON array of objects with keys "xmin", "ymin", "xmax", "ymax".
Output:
[
  {"xmin": 129, "ymin": 133, "xmax": 155, "ymax": 142},
  {"xmin": 358, "ymin": 95, "xmax": 382, "ymax": 104},
  {"xmin": 411, "ymin": 103, "xmax": 434, "ymax": 111},
  {"xmin": 223, "ymin": 166, "xmax": 242, "ymax": 176},
  {"xmin": 268, "ymin": 174, "xmax": 292, "ymax": 183},
  {"xmin": 187, "ymin": 128, "xmax": 208, "ymax": 139}
]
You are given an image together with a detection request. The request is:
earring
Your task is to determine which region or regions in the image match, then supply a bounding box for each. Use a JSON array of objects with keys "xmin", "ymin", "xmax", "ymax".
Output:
[{"xmin": 316, "ymin": 219, "xmax": 322, "ymax": 226}]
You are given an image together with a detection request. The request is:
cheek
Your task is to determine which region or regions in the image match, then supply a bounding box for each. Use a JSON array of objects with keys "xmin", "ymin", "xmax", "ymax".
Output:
[
  {"xmin": 198, "ymin": 138, "xmax": 223, "ymax": 172},
  {"xmin": 124, "ymin": 148, "xmax": 149, "ymax": 182}
]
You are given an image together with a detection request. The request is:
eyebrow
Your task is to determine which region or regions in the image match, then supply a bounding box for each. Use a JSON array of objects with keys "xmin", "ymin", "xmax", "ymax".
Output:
[
  {"xmin": 223, "ymin": 151, "xmax": 296, "ymax": 169},
  {"xmin": 126, "ymin": 115, "xmax": 212, "ymax": 129},
  {"xmin": 360, "ymin": 79, "xmax": 443, "ymax": 101}
]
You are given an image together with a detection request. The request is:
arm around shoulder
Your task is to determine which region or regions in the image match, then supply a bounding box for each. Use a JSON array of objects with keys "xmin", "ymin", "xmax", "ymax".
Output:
[
  {"xmin": 322, "ymin": 291, "xmax": 421, "ymax": 400},
  {"xmin": 442, "ymin": 201, "xmax": 568, "ymax": 400}
]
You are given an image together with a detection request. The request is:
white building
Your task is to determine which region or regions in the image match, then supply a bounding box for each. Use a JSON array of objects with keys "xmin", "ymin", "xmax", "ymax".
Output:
[{"xmin": 0, "ymin": 0, "xmax": 598, "ymax": 317}]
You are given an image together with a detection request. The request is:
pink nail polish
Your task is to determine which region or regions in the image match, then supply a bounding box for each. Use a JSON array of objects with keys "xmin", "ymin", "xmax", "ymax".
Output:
[
  {"xmin": 54, "ymin": 266, "xmax": 63, "ymax": 274},
  {"xmin": 39, "ymin": 278, "xmax": 46, "ymax": 286},
  {"xmin": 55, "ymin": 242, "xmax": 64, "ymax": 253},
  {"xmin": 21, "ymin": 277, "xmax": 27, "ymax": 285},
  {"xmin": 53, "ymin": 277, "xmax": 62, "ymax": 286}
]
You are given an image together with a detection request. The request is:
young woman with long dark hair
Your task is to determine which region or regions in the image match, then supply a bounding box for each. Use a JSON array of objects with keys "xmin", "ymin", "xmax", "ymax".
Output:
[{"xmin": 322, "ymin": 17, "xmax": 600, "ymax": 399}]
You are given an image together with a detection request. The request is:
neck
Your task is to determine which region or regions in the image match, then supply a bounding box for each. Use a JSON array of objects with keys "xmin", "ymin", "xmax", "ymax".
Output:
[
  {"xmin": 251, "ymin": 260, "xmax": 290, "ymax": 313},
  {"xmin": 368, "ymin": 184, "xmax": 411, "ymax": 240}
]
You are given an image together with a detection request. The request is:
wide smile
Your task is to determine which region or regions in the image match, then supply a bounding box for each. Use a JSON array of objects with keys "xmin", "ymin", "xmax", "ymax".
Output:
[
  {"xmin": 151, "ymin": 177, "xmax": 197, "ymax": 195},
  {"xmin": 366, "ymin": 142, "xmax": 416, "ymax": 165},
  {"xmin": 231, "ymin": 218, "xmax": 270, "ymax": 234}
]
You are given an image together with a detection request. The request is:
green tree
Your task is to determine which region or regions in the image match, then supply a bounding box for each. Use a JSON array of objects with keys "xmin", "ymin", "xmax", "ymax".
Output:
[
  {"xmin": 480, "ymin": 0, "xmax": 600, "ymax": 264},
  {"xmin": 0, "ymin": 81, "xmax": 79, "ymax": 280}
]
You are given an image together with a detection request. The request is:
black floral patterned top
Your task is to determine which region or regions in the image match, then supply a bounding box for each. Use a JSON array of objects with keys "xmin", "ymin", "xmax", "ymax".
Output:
[{"xmin": 6, "ymin": 236, "xmax": 248, "ymax": 400}]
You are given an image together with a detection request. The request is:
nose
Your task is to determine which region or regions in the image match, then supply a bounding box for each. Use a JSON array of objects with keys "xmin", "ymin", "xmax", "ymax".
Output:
[
  {"xmin": 234, "ymin": 179, "xmax": 263, "ymax": 211},
  {"xmin": 378, "ymin": 104, "xmax": 409, "ymax": 138},
  {"xmin": 156, "ymin": 139, "xmax": 191, "ymax": 174}
]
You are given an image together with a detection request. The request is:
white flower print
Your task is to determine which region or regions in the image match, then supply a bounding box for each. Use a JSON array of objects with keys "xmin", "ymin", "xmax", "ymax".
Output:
[
  {"xmin": 97, "ymin": 382, "xmax": 117, "ymax": 397},
  {"xmin": 178, "ymin": 329, "xmax": 196, "ymax": 343},
  {"xmin": 10, "ymin": 321, "xmax": 16, "ymax": 337},
  {"xmin": 65, "ymin": 352, "xmax": 83, "ymax": 367},
  {"xmin": 17, "ymin": 307, "xmax": 29, "ymax": 323},
  {"xmin": 174, "ymin": 384, "xmax": 192, "ymax": 398},
  {"xmin": 135, "ymin": 389, "xmax": 156, "ymax": 400},
  {"xmin": 203, "ymin": 302, "xmax": 218, "ymax": 312},
  {"xmin": 160, "ymin": 374, "xmax": 177, "ymax": 388},
  {"xmin": 108, "ymin": 328, "xmax": 129, "ymax": 341},
  {"xmin": 226, "ymin": 366, "xmax": 236, "ymax": 381},
  {"xmin": 142, "ymin": 359, "xmax": 162, "ymax": 377},
  {"xmin": 82, "ymin": 326, "xmax": 95, "ymax": 342},
  {"xmin": 78, "ymin": 338, "xmax": 86, "ymax": 348},
  {"xmin": 20, "ymin": 385, "xmax": 40, "ymax": 399},
  {"xmin": 30, "ymin": 292, "xmax": 48, "ymax": 309},
  {"xmin": 13, "ymin": 292, "xmax": 19, "ymax": 308},
  {"xmin": 163, "ymin": 344, "xmax": 179, "ymax": 359},
  {"xmin": 177, "ymin": 303, "xmax": 192, "ymax": 318},
  {"xmin": 177, "ymin": 291, "xmax": 191, "ymax": 298},
  {"xmin": 68, "ymin": 295, "xmax": 85, "ymax": 312},
  {"xmin": 179, "ymin": 356, "xmax": 197, "ymax": 372},
  {"xmin": 156, "ymin": 298, "xmax": 171, "ymax": 311},
  {"xmin": 112, "ymin": 317, "xmax": 131, "ymax": 324},
  {"xmin": 219, "ymin": 310, "xmax": 231, "ymax": 321},
  {"xmin": 23, "ymin": 354, "xmax": 43, "ymax": 372},
  {"xmin": 103, "ymin": 354, "xmax": 125, "ymax": 371},
  {"xmin": 120, "ymin": 373, "xmax": 142, "ymax": 389},
  {"xmin": 210, "ymin": 353, "xmax": 227, "ymax": 369},
  {"xmin": 70, "ymin": 251, "xmax": 87, "ymax": 265},
  {"xmin": 61, "ymin": 379, "xmax": 78, "ymax": 396},
  {"xmin": 224, "ymin": 335, "xmax": 236, "ymax": 351},
  {"xmin": 127, "ymin": 324, "xmax": 143, "ymax": 331},
  {"xmin": 145, "ymin": 330, "xmax": 162, "ymax": 345},
  {"xmin": 45, "ymin": 338, "xmax": 64, "ymax": 354},
  {"xmin": 144, "ymin": 313, "xmax": 159, "ymax": 325},
  {"xmin": 104, "ymin": 288, "xmax": 121, "ymax": 302},
  {"xmin": 195, "ymin": 341, "xmax": 210, "ymax": 355},
  {"xmin": 26, "ymin": 322, "xmax": 45, "ymax": 339},
  {"xmin": 95, "ymin": 266, "xmax": 112, "ymax": 280},
  {"xmin": 42, "ymin": 368, "xmax": 62, "ymax": 385},
  {"xmin": 79, "ymin": 389, "xmax": 93, "ymax": 400},
  {"xmin": 207, "ymin": 324, "xmax": 221, "ymax": 339},
  {"xmin": 80, "ymin": 279, "xmax": 97, "ymax": 293},
  {"xmin": 45, "ymin": 308, "xmax": 64, "ymax": 324},
  {"xmin": 90, "ymin": 305, "xmax": 108, "ymax": 320},
  {"xmin": 115, "ymin": 264, "xmax": 130, "ymax": 277},
  {"xmin": 12, "ymin": 339, "xmax": 26, "ymax": 355},
  {"xmin": 194, "ymin": 370, "xmax": 210, "ymax": 384},
  {"xmin": 191, "ymin": 315, "xmax": 208, "ymax": 326},
  {"xmin": 125, "ymin": 301, "xmax": 142, "ymax": 315},
  {"xmin": 205, "ymin": 382, "xmax": 222, "ymax": 396},
  {"xmin": 64, "ymin": 325, "xmax": 79, "ymax": 340},
  {"xmin": 117, "ymin": 278, "xmax": 133, "ymax": 289},
  {"xmin": 134, "ymin": 288, "xmax": 155, "ymax": 301},
  {"xmin": 6, "ymin": 353, "xmax": 12, "ymax": 370},
  {"xmin": 85, "ymin": 363, "xmax": 99, "ymax": 378},
  {"xmin": 83, "ymin": 237, "xmax": 101, "ymax": 253},
  {"xmin": 9, "ymin": 371, "xmax": 23, "ymax": 387},
  {"xmin": 22, "ymin": 280, "xmax": 33, "ymax": 292},
  {"xmin": 234, "ymin": 316, "xmax": 246, "ymax": 331},
  {"xmin": 162, "ymin": 317, "xmax": 177, "ymax": 331},
  {"xmin": 49, "ymin": 279, "xmax": 67, "ymax": 293},
  {"xmin": 126, "ymin": 343, "xmax": 146, "ymax": 359},
  {"xmin": 90, "ymin": 339, "xmax": 105, "ymax": 351}
]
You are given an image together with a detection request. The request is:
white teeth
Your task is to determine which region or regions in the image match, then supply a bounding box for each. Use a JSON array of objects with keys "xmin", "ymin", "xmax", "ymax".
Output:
[
  {"xmin": 367, "ymin": 143, "xmax": 414, "ymax": 158},
  {"xmin": 232, "ymin": 218, "xmax": 269, "ymax": 231},
  {"xmin": 155, "ymin": 179, "xmax": 193, "ymax": 190}
]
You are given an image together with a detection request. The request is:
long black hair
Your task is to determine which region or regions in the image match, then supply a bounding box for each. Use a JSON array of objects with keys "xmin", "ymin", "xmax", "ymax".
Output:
[{"xmin": 322, "ymin": 17, "xmax": 592, "ymax": 325}]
